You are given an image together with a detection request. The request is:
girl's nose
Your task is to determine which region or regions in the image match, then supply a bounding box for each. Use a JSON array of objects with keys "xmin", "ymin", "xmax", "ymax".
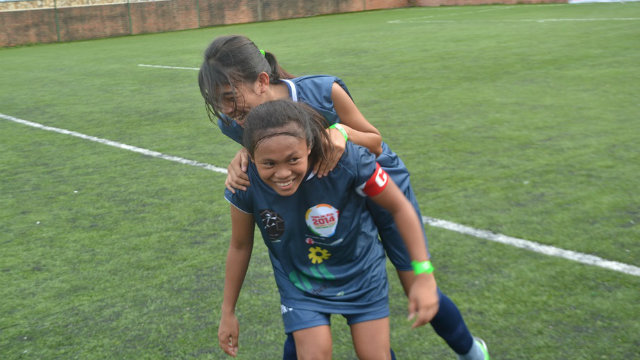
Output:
[
  {"xmin": 221, "ymin": 103, "xmax": 233, "ymax": 116},
  {"xmin": 275, "ymin": 167, "xmax": 292, "ymax": 178}
]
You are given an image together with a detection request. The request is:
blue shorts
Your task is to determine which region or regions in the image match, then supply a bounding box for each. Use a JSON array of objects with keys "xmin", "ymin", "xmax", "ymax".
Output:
[{"xmin": 280, "ymin": 304, "xmax": 389, "ymax": 334}]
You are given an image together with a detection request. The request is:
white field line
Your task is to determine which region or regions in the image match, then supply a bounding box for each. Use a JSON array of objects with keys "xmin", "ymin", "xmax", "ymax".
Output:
[
  {"xmin": 138, "ymin": 64, "xmax": 199, "ymax": 71},
  {"xmin": 387, "ymin": 17, "xmax": 640, "ymax": 24},
  {"xmin": 0, "ymin": 113, "xmax": 227, "ymax": 174},
  {"xmin": 3, "ymin": 112, "xmax": 639, "ymax": 277},
  {"xmin": 423, "ymin": 217, "xmax": 640, "ymax": 277}
]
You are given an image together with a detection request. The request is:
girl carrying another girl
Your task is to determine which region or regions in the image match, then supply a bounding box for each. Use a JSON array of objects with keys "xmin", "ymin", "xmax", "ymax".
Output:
[
  {"xmin": 219, "ymin": 99, "xmax": 434, "ymax": 359},
  {"xmin": 199, "ymin": 35, "xmax": 489, "ymax": 360}
]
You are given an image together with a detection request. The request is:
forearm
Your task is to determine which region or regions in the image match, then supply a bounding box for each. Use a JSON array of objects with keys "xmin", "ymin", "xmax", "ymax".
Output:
[
  {"xmin": 370, "ymin": 180, "xmax": 428, "ymax": 262},
  {"xmin": 339, "ymin": 123, "xmax": 383, "ymax": 156},
  {"xmin": 330, "ymin": 83, "xmax": 383, "ymax": 156},
  {"xmin": 391, "ymin": 203, "xmax": 429, "ymax": 263},
  {"xmin": 221, "ymin": 243, "xmax": 252, "ymax": 314},
  {"xmin": 222, "ymin": 206, "xmax": 255, "ymax": 314}
]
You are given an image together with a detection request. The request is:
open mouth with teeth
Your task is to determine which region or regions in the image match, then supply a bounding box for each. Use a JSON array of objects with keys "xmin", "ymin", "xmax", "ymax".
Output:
[{"xmin": 275, "ymin": 179, "xmax": 295, "ymax": 189}]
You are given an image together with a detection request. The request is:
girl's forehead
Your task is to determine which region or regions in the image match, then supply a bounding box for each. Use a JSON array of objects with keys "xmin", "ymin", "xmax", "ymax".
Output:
[{"xmin": 254, "ymin": 125, "xmax": 305, "ymax": 149}]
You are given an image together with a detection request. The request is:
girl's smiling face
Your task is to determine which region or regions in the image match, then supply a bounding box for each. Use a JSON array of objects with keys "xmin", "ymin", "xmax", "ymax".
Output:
[
  {"xmin": 219, "ymin": 81, "xmax": 265, "ymax": 127},
  {"xmin": 252, "ymin": 132, "xmax": 311, "ymax": 196}
]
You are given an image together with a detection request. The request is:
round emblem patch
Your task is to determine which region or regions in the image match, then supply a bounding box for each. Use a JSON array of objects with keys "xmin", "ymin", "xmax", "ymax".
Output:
[{"xmin": 305, "ymin": 204, "xmax": 339, "ymax": 237}]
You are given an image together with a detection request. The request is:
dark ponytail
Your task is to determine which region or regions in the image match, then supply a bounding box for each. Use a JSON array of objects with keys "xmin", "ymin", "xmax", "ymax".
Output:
[
  {"xmin": 264, "ymin": 51, "xmax": 295, "ymax": 82},
  {"xmin": 198, "ymin": 35, "xmax": 295, "ymax": 124}
]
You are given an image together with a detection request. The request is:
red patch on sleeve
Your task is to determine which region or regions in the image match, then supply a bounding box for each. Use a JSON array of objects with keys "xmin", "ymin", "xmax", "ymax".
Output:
[{"xmin": 363, "ymin": 163, "xmax": 389, "ymax": 197}]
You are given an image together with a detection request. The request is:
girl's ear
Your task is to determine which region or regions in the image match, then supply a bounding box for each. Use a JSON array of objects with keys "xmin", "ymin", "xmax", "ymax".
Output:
[{"xmin": 256, "ymin": 72, "xmax": 270, "ymax": 93}]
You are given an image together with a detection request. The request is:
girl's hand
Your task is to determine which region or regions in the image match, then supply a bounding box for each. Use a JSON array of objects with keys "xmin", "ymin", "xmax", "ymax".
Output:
[
  {"xmin": 218, "ymin": 311, "xmax": 240, "ymax": 357},
  {"xmin": 407, "ymin": 273, "xmax": 439, "ymax": 329},
  {"xmin": 314, "ymin": 126, "xmax": 347, "ymax": 178},
  {"xmin": 225, "ymin": 148, "xmax": 251, "ymax": 193}
]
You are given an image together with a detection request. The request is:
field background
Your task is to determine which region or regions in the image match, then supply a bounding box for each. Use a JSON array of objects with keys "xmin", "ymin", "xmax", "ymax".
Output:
[{"xmin": 1, "ymin": 3, "xmax": 639, "ymax": 359}]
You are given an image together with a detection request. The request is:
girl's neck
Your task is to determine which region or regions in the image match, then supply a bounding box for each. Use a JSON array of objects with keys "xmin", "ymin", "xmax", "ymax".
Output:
[{"xmin": 266, "ymin": 82, "xmax": 292, "ymax": 101}]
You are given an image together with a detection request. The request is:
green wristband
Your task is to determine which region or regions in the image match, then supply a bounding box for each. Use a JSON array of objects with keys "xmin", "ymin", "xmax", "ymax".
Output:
[
  {"xmin": 329, "ymin": 123, "xmax": 348, "ymax": 142},
  {"xmin": 411, "ymin": 260, "xmax": 434, "ymax": 275}
]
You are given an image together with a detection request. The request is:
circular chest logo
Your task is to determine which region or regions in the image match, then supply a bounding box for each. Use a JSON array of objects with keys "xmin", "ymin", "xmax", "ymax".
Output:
[{"xmin": 305, "ymin": 204, "xmax": 339, "ymax": 237}]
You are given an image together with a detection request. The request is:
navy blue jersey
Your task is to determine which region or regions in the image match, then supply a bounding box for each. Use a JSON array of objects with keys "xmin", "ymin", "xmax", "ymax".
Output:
[
  {"xmin": 218, "ymin": 74, "xmax": 428, "ymax": 271},
  {"xmin": 217, "ymin": 75, "xmax": 347, "ymax": 144},
  {"xmin": 225, "ymin": 142, "xmax": 389, "ymax": 314}
]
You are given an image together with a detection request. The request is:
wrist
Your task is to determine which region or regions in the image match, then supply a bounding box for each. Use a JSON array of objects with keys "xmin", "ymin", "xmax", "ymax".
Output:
[
  {"xmin": 221, "ymin": 304, "xmax": 236, "ymax": 315},
  {"xmin": 329, "ymin": 123, "xmax": 348, "ymax": 142},
  {"xmin": 411, "ymin": 260, "xmax": 434, "ymax": 275}
]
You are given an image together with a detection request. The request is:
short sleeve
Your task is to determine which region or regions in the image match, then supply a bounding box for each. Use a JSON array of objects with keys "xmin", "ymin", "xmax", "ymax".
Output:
[
  {"xmin": 344, "ymin": 143, "xmax": 389, "ymax": 197},
  {"xmin": 217, "ymin": 116, "xmax": 244, "ymax": 145},
  {"xmin": 224, "ymin": 187, "xmax": 252, "ymax": 214}
]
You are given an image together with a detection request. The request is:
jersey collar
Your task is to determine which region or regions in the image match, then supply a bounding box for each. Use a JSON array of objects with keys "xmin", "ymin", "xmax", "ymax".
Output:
[{"xmin": 282, "ymin": 79, "xmax": 298, "ymax": 102}]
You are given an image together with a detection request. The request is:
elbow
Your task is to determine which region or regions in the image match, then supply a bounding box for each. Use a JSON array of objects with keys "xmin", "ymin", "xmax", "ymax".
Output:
[{"xmin": 373, "ymin": 135, "xmax": 383, "ymax": 156}]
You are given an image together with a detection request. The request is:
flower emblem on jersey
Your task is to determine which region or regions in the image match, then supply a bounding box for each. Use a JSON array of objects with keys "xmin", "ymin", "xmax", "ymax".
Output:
[
  {"xmin": 308, "ymin": 246, "xmax": 331, "ymax": 264},
  {"xmin": 305, "ymin": 204, "xmax": 339, "ymax": 237},
  {"xmin": 259, "ymin": 209, "xmax": 285, "ymax": 241}
]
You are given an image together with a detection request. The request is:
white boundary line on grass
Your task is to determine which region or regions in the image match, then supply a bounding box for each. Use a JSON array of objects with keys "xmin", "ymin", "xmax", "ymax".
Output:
[
  {"xmin": 387, "ymin": 17, "xmax": 640, "ymax": 24},
  {"xmin": 138, "ymin": 64, "xmax": 199, "ymax": 71},
  {"xmin": 0, "ymin": 113, "xmax": 227, "ymax": 174},
  {"xmin": 2, "ymin": 112, "xmax": 639, "ymax": 277}
]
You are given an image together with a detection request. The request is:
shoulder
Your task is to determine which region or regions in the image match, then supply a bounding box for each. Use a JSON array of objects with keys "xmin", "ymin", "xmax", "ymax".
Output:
[
  {"xmin": 335, "ymin": 142, "xmax": 378, "ymax": 181},
  {"xmin": 224, "ymin": 163, "xmax": 264, "ymax": 213},
  {"xmin": 217, "ymin": 116, "xmax": 244, "ymax": 145},
  {"xmin": 294, "ymin": 75, "xmax": 346, "ymax": 91}
]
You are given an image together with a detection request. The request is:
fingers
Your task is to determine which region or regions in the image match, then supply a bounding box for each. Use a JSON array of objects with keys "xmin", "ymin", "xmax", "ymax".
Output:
[
  {"xmin": 225, "ymin": 149, "xmax": 251, "ymax": 192},
  {"xmin": 225, "ymin": 173, "xmax": 250, "ymax": 192},
  {"xmin": 218, "ymin": 334, "xmax": 238, "ymax": 357},
  {"xmin": 407, "ymin": 284, "xmax": 440, "ymax": 329},
  {"xmin": 239, "ymin": 150, "xmax": 249, "ymax": 172},
  {"xmin": 225, "ymin": 178, "xmax": 237, "ymax": 193},
  {"xmin": 316, "ymin": 147, "xmax": 343, "ymax": 178},
  {"xmin": 226, "ymin": 164, "xmax": 250, "ymax": 193},
  {"xmin": 409, "ymin": 304, "xmax": 438, "ymax": 329},
  {"xmin": 316, "ymin": 127, "xmax": 347, "ymax": 178}
]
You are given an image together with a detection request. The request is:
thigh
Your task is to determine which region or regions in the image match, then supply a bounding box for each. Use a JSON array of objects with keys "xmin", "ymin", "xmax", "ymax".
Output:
[
  {"xmin": 350, "ymin": 317, "xmax": 391, "ymax": 360},
  {"xmin": 293, "ymin": 325, "xmax": 332, "ymax": 360}
]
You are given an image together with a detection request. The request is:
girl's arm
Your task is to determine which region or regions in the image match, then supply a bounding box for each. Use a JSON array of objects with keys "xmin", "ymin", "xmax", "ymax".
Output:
[
  {"xmin": 368, "ymin": 178, "xmax": 439, "ymax": 329},
  {"xmin": 331, "ymin": 83, "xmax": 383, "ymax": 156},
  {"xmin": 225, "ymin": 148, "xmax": 251, "ymax": 193},
  {"xmin": 218, "ymin": 205, "xmax": 255, "ymax": 357},
  {"xmin": 315, "ymin": 83, "xmax": 383, "ymax": 177}
]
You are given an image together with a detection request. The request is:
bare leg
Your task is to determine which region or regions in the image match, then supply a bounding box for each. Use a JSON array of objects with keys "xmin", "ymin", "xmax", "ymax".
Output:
[
  {"xmin": 293, "ymin": 325, "xmax": 332, "ymax": 360},
  {"xmin": 350, "ymin": 317, "xmax": 391, "ymax": 360}
]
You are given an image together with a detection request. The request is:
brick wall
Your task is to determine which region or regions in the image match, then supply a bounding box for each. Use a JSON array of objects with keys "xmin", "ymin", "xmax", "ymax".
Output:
[{"xmin": 0, "ymin": 0, "xmax": 565, "ymax": 47}]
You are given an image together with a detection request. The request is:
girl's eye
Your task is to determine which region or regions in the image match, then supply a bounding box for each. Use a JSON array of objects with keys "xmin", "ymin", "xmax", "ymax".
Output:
[
  {"xmin": 289, "ymin": 157, "xmax": 300, "ymax": 164},
  {"xmin": 261, "ymin": 161, "xmax": 275, "ymax": 168}
]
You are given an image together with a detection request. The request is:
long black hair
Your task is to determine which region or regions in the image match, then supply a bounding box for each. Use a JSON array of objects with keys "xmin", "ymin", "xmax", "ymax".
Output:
[{"xmin": 198, "ymin": 35, "xmax": 294, "ymax": 125}]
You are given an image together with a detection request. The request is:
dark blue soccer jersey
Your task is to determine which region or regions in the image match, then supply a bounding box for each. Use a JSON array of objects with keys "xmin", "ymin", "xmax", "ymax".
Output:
[
  {"xmin": 225, "ymin": 142, "xmax": 389, "ymax": 314},
  {"xmin": 218, "ymin": 74, "xmax": 428, "ymax": 271},
  {"xmin": 218, "ymin": 75, "xmax": 346, "ymax": 144}
]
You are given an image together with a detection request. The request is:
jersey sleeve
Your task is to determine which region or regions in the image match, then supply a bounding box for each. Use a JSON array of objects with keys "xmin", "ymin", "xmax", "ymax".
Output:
[
  {"xmin": 294, "ymin": 75, "xmax": 350, "ymax": 126},
  {"xmin": 358, "ymin": 162, "xmax": 389, "ymax": 197},
  {"xmin": 217, "ymin": 116, "xmax": 244, "ymax": 145},
  {"xmin": 344, "ymin": 143, "xmax": 389, "ymax": 197},
  {"xmin": 224, "ymin": 186, "xmax": 253, "ymax": 214}
]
